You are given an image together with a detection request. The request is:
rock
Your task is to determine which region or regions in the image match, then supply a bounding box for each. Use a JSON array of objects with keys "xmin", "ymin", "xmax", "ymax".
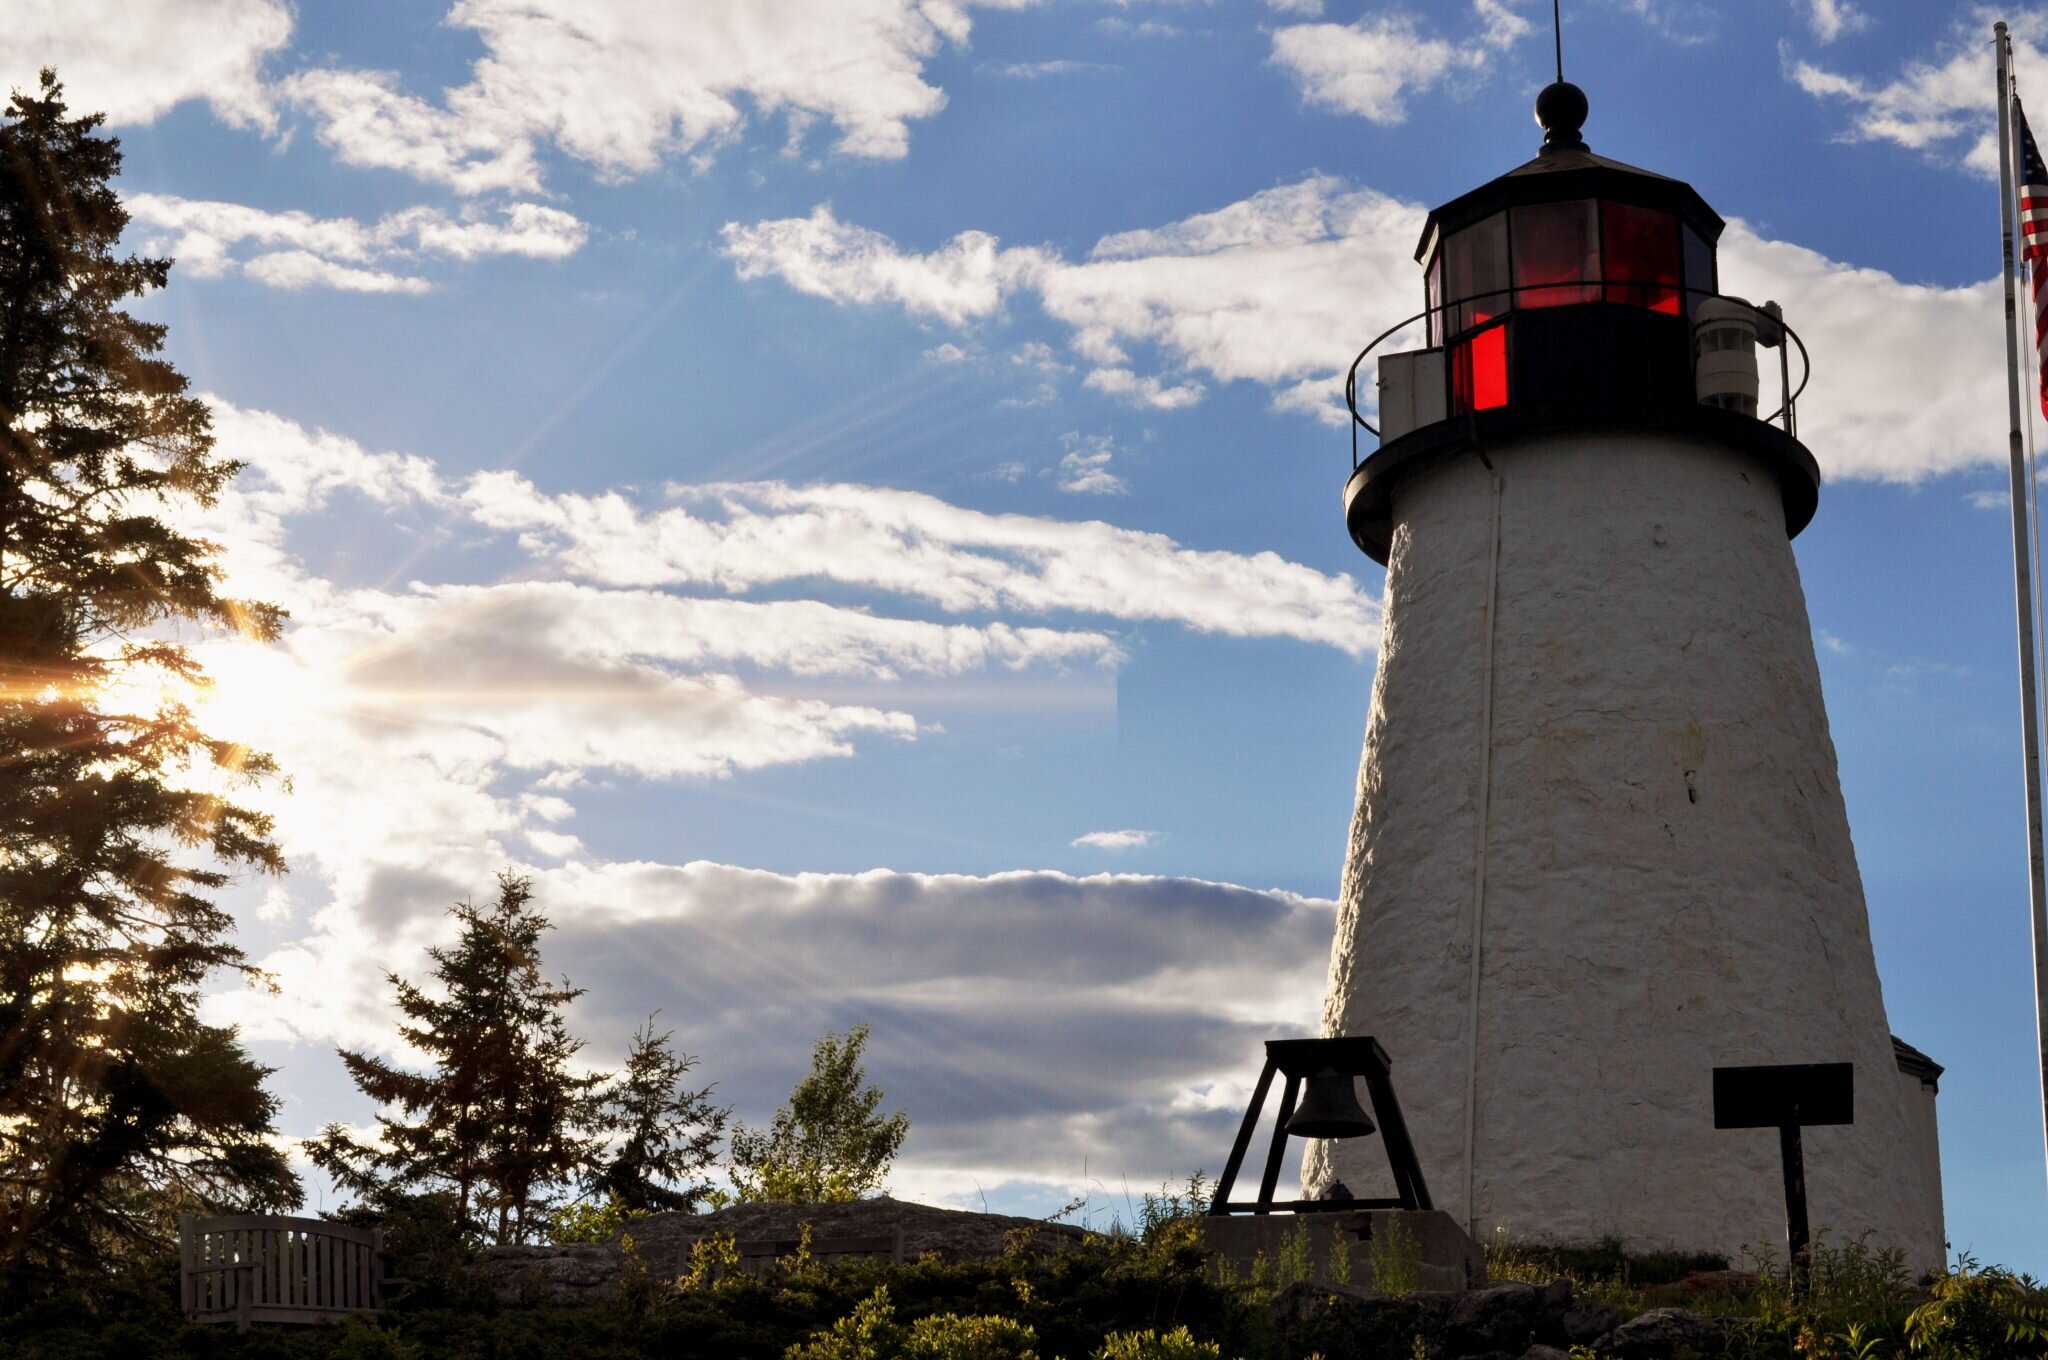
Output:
[
  {"xmin": 1563, "ymin": 1302, "xmax": 1625, "ymax": 1345},
  {"xmin": 1593, "ymin": 1307, "xmax": 1734, "ymax": 1360},
  {"xmin": 478, "ymin": 1197, "xmax": 1090, "ymax": 1306},
  {"xmin": 1267, "ymin": 1279, "xmax": 1390, "ymax": 1328},
  {"xmin": 1446, "ymin": 1282, "xmax": 1542, "ymax": 1355},
  {"xmin": 484, "ymin": 1241, "xmax": 620, "ymax": 1306},
  {"xmin": 1539, "ymin": 1278, "xmax": 1574, "ymax": 1314},
  {"xmin": 1267, "ymin": 1282, "xmax": 1458, "ymax": 1360},
  {"xmin": 1520, "ymin": 1347, "xmax": 1571, "ymax": 1360}
]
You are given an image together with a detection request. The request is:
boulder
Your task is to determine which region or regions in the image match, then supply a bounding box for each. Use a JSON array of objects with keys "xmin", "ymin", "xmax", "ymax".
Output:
[
  {"xmin": 1445, "ymin": 1282, "xmax": 1543, "ymax": 1355},
  {"xmin": 1563, "ymin": 1302, "xmax": 1626, "ymax": 1345},
  {"xmin": 1592, "ymin": 1306, "xmax": 1736, "ymax": 1360}
]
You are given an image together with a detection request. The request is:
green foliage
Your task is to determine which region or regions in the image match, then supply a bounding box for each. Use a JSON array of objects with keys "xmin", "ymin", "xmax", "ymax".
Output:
[
  {"xmin": 307, "ymin": 872, "xmax": 604, "ymax": 1245},
  {"xmin": 0, "ymin": 68, "xmax": 297, "ymax": 1290},
  {"xmin": 1275, "ymin": 1219, "xmax": 1315, "ymax": 1290},
  {"xmin": 1094, "ymin": 1326, "xmax": 1222, "ymax": 1359},
  {"xmin": 1326, "ymin": 1219, "xmax": 1351, "ymax": 1286},
  {"xmin": 682, "ymin": 1229, "xmax": 746, "ymax": 1291},
  {"xmin": 784, "ymin": 1284, "xmax": 1052, "ymax": 1359},
  {"xmin": 548, "ymin": 1194, "xmax": 650, "ymax": 1244},
  {"xmin": 586, "ymin": 1012, "xmax": 729, "ymax": 1214},
  {"xmin": 0, "ymin": 1224, "xmax": 1258, "ymax": 1359},
  {"xmin": 1367, "ymin": 1215, "xmax": 1421, "ymax": 1296},
  {"xmin": 1903, "ymin": 1253, "xmax": 2048, "ymax": 1359},
  {"xmin": 731, "ymin": 1025, "xmax": 909, "ymax": 1204},
  {"xmin": 1137, "ymin": 1172, "xmax": 1212, "ymax": 1241},
  {"xmin": 904, "ymin": 1310, "xmax": 1041, "ymax": 1358},
  {"xmin": 786, "ymin": 1285, "xmax": 908, "ymax": 1359}
]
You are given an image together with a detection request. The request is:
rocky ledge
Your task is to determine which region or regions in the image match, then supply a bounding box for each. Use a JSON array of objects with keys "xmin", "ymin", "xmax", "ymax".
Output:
[{"xmin": 482, "ymin": 1197, "xmax": 1090, "ymax": 1306}]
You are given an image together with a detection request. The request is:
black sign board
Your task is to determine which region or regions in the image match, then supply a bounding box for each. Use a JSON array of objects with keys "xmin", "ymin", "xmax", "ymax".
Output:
[
  {"xmin": 1713, "ymin": 1063, "xmax": 1854, "ymax": 1129},
  {"xmin": 1712, "ymin": 1061, "xmax": 1855, "ymax": 1289}
]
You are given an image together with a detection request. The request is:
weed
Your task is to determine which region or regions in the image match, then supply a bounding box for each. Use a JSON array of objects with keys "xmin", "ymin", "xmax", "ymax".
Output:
[
  {"xmin": 1902, "ymin": 1252, "xmax": 2048, "ymax": 1359},
  {"xmin": 1327, "ymin": 1221, "xmax": 1352, "ymax": 1286},
  {"xmin": 1368, "ymin": 1216, "xmax": 1421, "ymax": 1296},
  {"xmin": 682, "ymin": 1229, "xmax": 744, "ymax": 1291},
  {"xmin": 1276, "ymin": 1218, "xmax": 1315, "ymax": 1289}
]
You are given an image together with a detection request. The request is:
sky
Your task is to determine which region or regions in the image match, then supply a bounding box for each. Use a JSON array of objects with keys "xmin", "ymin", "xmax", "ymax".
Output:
[{"xmin": 9, "ymin": 0, "xmax": 2048, "ymax": 1272}]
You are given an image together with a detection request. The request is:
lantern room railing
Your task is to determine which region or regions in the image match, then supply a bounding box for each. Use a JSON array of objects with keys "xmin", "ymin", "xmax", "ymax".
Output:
[{"xmin": 1343, "ymin": 285, "xmax": 1810, "ymax": 470}]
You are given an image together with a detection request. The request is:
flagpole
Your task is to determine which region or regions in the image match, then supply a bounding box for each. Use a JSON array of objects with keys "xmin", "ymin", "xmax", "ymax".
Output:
[{"xmin": 1994, "ymin": 19, "xmax": 2048, "ymax": 1192}]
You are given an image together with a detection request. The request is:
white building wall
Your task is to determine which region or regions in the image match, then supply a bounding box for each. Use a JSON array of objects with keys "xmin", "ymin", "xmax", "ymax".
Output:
[
  {"xmin": 1894, "ymin": 1063, "xmax": 1945, "ymax": 1267},
  {"xmin": 1305, "ymin": 430, "xmax": 1943, "ymax": 1274}
]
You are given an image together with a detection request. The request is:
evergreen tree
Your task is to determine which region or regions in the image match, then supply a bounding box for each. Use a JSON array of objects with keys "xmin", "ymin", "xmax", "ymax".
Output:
[
  {"xmin": 730, "ymin": 1024, "xmax": 908, "ymax": 1204},
  {"xmin": 587, "ymin": 1015, "xmax": 729, "ymax": 1214},
  {"xmin": 309, "ymin": 872, "xmax": 603, "ymax": 1244},
  {"xmin": 0, "ymin": 71, "xmax": 298, "ymax": 1284}
]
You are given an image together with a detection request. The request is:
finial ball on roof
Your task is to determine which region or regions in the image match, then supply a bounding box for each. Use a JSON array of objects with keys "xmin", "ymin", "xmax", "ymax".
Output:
[{"xmin": 1535, "ymin": 80, "xmax": 1589, "ymax": 152}]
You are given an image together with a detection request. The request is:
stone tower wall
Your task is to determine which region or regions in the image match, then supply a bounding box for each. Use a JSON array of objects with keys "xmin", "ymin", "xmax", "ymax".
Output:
[{"xmin": 1306, "ymin": 430, "xmax": 1941, "ymax": 1273}]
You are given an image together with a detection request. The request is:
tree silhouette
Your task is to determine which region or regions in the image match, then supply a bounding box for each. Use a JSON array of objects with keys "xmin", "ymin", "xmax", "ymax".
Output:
[
  {"xmin": 0, "ymin": 70, "xmax": 297, "ymax": 1285},
  {"xmin": 309, "ymin": 872, "xmax": 603, "ymax": 1244},
  {"xmin": 730, "ymin": 1024, "xmax": 908, "ymax": 1203},
  {"xmin": 587, "ymin": 1014, "xmax": 729, "ymax": 1214}
]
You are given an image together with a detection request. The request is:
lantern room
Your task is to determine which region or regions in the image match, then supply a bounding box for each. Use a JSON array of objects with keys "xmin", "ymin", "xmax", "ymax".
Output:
[{"xmin": 1343, "ymin": 82, "xmax": 1819, "ymax": 565}]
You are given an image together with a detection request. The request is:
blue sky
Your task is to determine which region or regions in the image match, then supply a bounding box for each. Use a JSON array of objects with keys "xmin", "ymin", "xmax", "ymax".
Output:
[{"xmin": 13, "ymin": 0, "xmax": 2048, "ymax": 1270}]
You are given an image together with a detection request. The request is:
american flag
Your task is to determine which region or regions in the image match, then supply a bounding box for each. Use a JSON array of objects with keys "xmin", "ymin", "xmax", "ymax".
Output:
[{"xmin": 2020, "ymin": 98, "xmax": 2048, "ymax": 417}]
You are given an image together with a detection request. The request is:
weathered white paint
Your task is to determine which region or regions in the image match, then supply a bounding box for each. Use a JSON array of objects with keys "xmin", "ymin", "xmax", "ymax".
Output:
[
  {"xmin": 1305, "ymin": 429, "xmax": 1945, "ymax": 1273},
  {"xmin": 1894, "ymin": 1064, "xmax": 1946, "ymax": 1267}
]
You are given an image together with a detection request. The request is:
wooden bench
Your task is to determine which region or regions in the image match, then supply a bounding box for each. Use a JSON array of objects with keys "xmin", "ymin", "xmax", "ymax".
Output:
[
  {"xmin": 734, "ymin": 1226, "xmax": 905, "ymax": 1276},
  {"xmin": 180, "ymin": 1213, "xmax": 395, "ymax": 1330}
]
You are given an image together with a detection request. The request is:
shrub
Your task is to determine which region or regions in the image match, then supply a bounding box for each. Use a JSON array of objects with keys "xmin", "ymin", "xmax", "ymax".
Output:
[{"xmin": 1094, "ymin": 1326, "xmax": 1224, "ymax": 1359}]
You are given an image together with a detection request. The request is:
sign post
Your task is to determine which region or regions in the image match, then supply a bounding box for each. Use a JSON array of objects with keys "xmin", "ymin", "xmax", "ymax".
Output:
[{"xmin": 1713, "ymin": 1063, "xmax": 1855, "ymax": 1288}]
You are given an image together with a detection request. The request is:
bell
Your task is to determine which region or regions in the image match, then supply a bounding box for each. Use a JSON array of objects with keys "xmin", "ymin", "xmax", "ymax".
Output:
[{"xmin": 1284, "ymin": 1068, "xmax": 1377, "ymax": 1139}]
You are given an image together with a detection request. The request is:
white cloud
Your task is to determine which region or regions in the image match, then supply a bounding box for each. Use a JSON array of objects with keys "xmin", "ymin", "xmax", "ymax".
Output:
[
  {"xmin": 215, "ymin": 859, "xmax": 1335, "ymax": 1197},
  {"xmin": 1784, "ymin": 10, "xmax": 2039, "ymax": 178},
  {"xmin": 1268, "ymin": 1, "xmax": 1528, "ymax": 125},
  {"xmin": 165, "ymin": 401, "xmax": 1368, "ymax": 1084},
  {"xmin": 1269, "ymin": 17, "xmax": 1463, "ymax": 125},
  {"xmin": 726, "ymin": 175, "xmax": 2014, "ymax": 480},
  {"xmin": 923, "ymin": 342, "xmax": 973, "ymax": 364},
  {"xmin": 1057, "ymin": 434, "xmax": 1129, "ymax": 495},
  {"xmin": 279, "ymin": 0, "xmax": 1032, "ymax": 194},
  {"xmin": 979, "ymin": 60, "xmax": 1121, "ymax": 79},
  {"xmin": 1097, "ymin": 18, "xmax": 1180, "ymax": 39},
  {"xmin": 724, "ymin": 205, "xmax": 1046, "ymax": 326},
  {"xmin": 127, "ymin": 194, "xmax": 589, "ymax": 293},
  {"xmin": 3, "ymin": 0, "xmax": 290, "ymax": 130},
  {"xmin": 1803, "ymin": 0, "xmax": 1868, "ymax": 44},
  {"xmin": 279, "ymin": 68, "xmax": 542, "ymax": 196},
  {"xmin": 725, "ymin": 177, "xmax": 1420, "ymax": 424},
  {"xmin": 1716, "ymin": 223, "xmax": 2005, "ymax": 482},
  {"xmin": 1071, "ymin": 829, "xmax": 1161, "ymax": 849},
  {"xmin": 1264, "ymin": 0, "xmax": 1325, "ymax": 15},
  {"xmin": 1475, "ymin": 0, "xmax": 1533, "ymax": 48},
  {"xmin": 465, "ymin": 474, "xmax": 1382, "ymax": 654},
  {"xmin": 242, "ymin": 252, "xmax": 435, "ymax": 295},
  {"xmin": 1081, "ymin": 367, "xmax": 1205, "ymax": 410}
]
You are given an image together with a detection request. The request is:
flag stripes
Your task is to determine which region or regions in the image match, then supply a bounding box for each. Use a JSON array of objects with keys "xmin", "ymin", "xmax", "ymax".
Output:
[{"xmin": 2018, "ymin": 98, "xmax": 2048, "ymax": 416}]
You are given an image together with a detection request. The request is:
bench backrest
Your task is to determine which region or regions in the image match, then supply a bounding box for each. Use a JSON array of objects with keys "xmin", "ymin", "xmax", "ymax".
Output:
[{"xmin": 180, "ymin": 1214, "xmax": 387, "ymax": 1328}]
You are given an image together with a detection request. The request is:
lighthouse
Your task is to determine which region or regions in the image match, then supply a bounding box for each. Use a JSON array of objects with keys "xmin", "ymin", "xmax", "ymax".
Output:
[{"xmin": 1303, "ymin": 84, "xmax": 1946, "ymax": 1269}]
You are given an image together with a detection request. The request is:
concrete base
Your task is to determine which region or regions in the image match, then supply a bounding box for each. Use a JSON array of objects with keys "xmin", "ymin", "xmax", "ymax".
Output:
[{"xmin": 1200, "ymin": 1210, "xmax": 1485, "ymax": 1293}]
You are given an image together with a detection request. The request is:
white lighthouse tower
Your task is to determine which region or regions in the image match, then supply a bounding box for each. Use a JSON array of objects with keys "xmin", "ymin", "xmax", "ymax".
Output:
[{"xmin": 1304, "ymin": 84, "xmax": 1946, "ymax": 1270}]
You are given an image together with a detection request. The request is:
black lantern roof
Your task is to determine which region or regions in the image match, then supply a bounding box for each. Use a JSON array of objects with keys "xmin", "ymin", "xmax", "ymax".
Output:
[
  {"xmin": 1415, "ymin": 82, "xmax": 1725, "ymax": 265},
  {"xmin": 1339, "ymin": 80, "xmax": 1818, "ymax": 566}
]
